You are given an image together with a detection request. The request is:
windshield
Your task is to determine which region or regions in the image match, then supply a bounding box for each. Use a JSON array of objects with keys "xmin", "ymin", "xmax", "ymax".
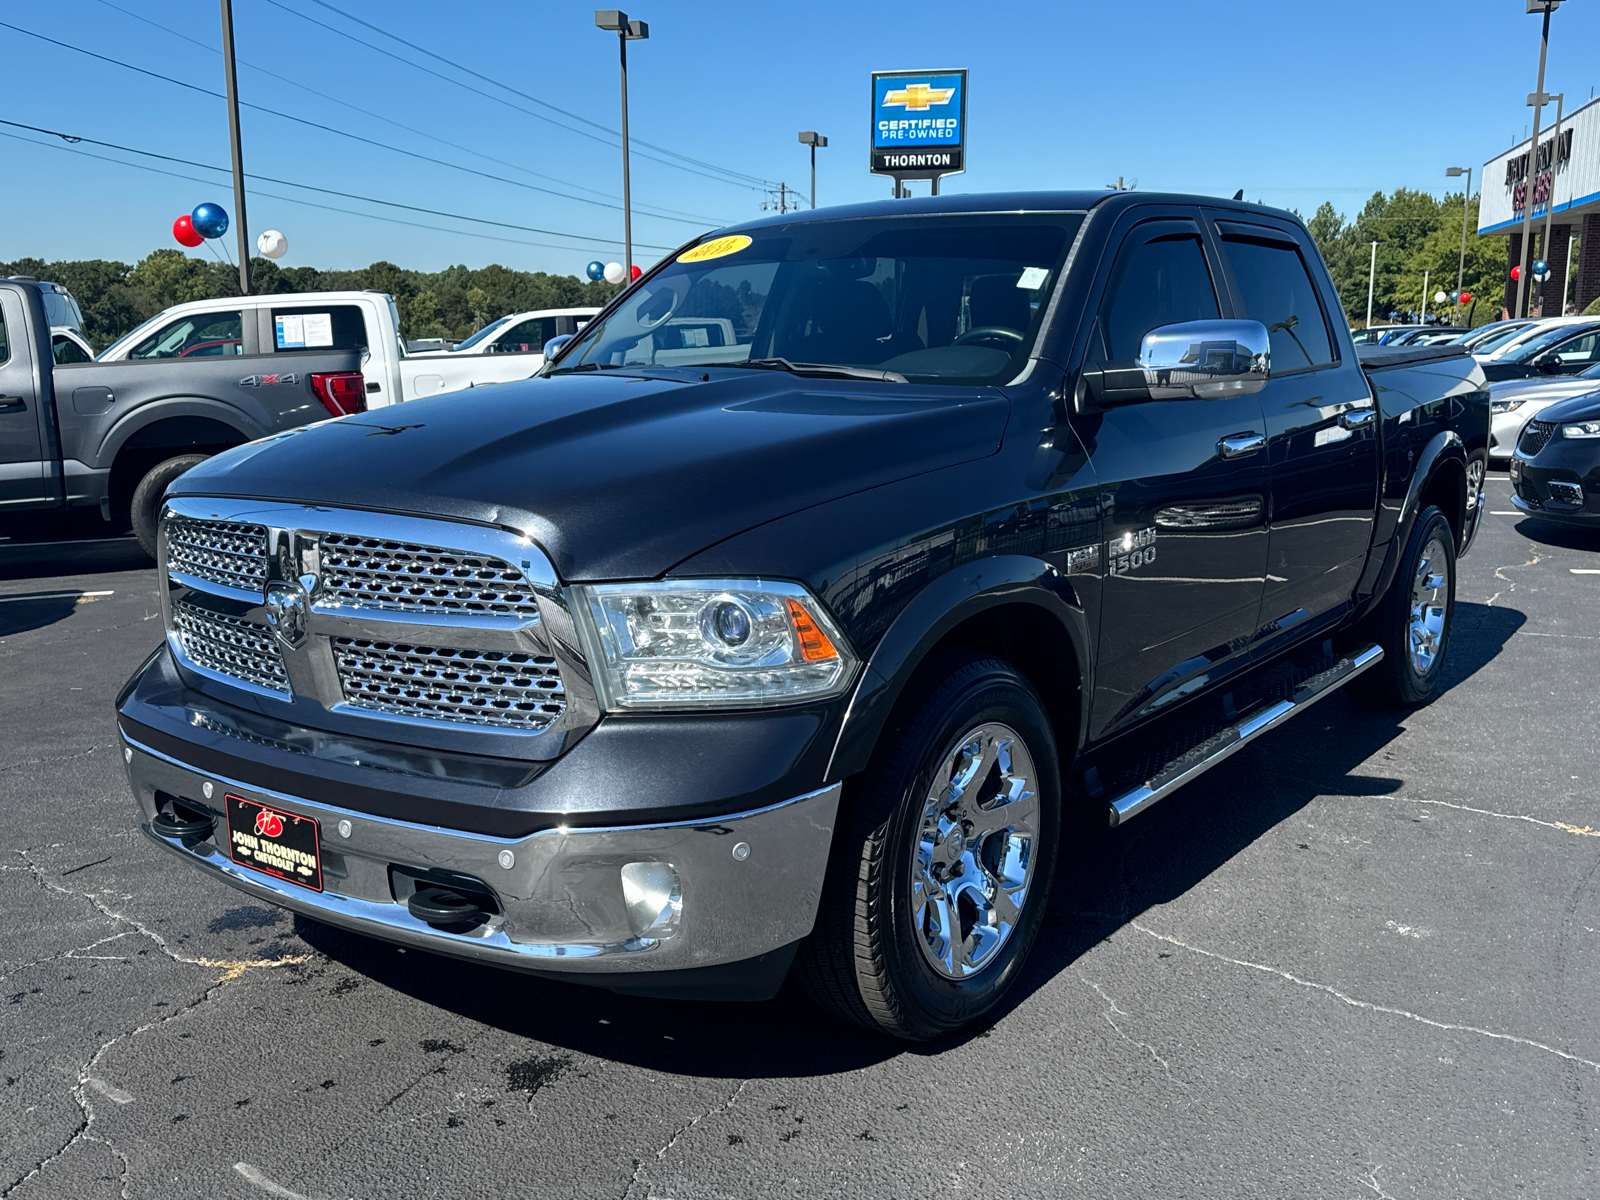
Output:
[
  {"xmin": 1474, "ymin": 324, "xmax": 1539, "ymax": 356},
  {"xmin": 1512, "ymin": 324, "xmax": 1599, "ymax": 360},
  {"xmin": 557, "ymin": 214, "xmax": 1084, "ymax": 385},
  {"xmin": 451, "ymin": 316, "xmax": 513, "ymax": 352}
]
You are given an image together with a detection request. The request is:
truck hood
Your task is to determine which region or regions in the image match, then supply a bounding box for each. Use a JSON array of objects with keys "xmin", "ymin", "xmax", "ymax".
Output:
[{"xmin": 173, "ymin": 370, "xmax": 1011, "ymax": 580}]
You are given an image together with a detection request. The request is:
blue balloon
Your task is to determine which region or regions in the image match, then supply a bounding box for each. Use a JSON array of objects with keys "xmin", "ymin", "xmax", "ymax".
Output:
[
  {"xmin": 1532, "ymin": 258, "xmax": 1550, "ymax": 277},
  {"xmin": 586, "ymin": 260, "xmax": 605, "ymax": 282},
  {"xmin": 192, "ymin": 202, "xmax": 229, "ymax": 239}
]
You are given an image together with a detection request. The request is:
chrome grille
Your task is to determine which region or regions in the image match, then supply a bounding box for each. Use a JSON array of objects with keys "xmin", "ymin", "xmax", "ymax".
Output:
[
  {"xmin": 1519, "ymin": 421, "xmax": 1556, "ymax": 457},
  {"xmin": 173, "ymin": 602, "xmax": 289, "ymax": 694},
  {"xmin": 318, "ymin": 534, "xmax": 540, "ymax": 619},
  {"xmin": 166, "ymin": 517, "xmax": 268, "ymax": 593},
  {"xmin": 332, "ymin": 638, "xmax": 565, "ymax": 730}
]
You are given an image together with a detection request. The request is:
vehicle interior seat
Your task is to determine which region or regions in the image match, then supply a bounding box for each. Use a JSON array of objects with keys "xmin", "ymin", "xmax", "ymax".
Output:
[
  {"xmin": 787, "ymin": 278, "xmax": 895, "ymax": 364},
  {"xmin": 966, "ymin": 274, "xmax": 1033, "ymax": 337}
]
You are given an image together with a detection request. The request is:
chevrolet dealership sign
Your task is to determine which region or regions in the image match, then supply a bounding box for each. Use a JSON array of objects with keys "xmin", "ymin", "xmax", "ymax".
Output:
[{"xmin": 871, "ymin": 69, "xmax": 967, "ymax": 181}]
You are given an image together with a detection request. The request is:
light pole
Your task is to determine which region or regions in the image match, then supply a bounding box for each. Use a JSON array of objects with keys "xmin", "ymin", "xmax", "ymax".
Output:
[
  {"xmin": 1515, "ymin": 0, "xmax": 1562, "ymax": 318},
  {"xmin": 595, "ymin": 10, "xmax": 648, "ymax": 279},
  {"xmin": 798, "ymin": 131, "xmax": 827, "ymax": 209},
  {"xmin": 219, "ymin": 0, "xmax": 250, "ymax": 295},
  {"xmin": 1366, "ymin": 241, "xmax": 1384, "ymax": 329},
  {"xmin": 1446, "ymin": 165, "xmax": 1472, "ymax": 322},
  {"xmin": 1420, "ymin": 270, "xmax": 1430, "ymax": 324},
  {"xmin": 1539, "ymin": 91, "xmax": 1565, "ymax": 315}
]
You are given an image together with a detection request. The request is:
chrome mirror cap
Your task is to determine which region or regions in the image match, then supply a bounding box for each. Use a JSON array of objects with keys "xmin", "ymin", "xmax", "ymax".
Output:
[{"xmin": 1138, "ymin": 319, "xmax": 1270, "ymax": 399}]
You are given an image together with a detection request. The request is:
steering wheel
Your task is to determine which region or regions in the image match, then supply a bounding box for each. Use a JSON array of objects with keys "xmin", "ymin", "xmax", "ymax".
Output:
[
  {"xmin": 635, "ymin": 283, "xmax": 684, "ymax": 331},
  {"xmin": 954, "ymin": 325, "xmax": 1025, "ymax": 350}
]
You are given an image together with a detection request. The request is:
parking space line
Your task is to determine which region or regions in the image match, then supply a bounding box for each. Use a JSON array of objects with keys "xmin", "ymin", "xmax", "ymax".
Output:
[
  {"xmin": 1570, "ymin": 570, "xmax": 1600, "ymax": 575},
  {"xmin": 0, "ymin": 589, "xmax": 114, "ymax": 604},
  {"xmin": 1490, "ymin": 511, "xmax": 1521, "ymax": 515}
]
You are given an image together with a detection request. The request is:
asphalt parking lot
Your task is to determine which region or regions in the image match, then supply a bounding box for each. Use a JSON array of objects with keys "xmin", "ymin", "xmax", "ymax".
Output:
[{"xmin": 3, "ymin": 472, "xmax": 1598, "ymax": 1200}]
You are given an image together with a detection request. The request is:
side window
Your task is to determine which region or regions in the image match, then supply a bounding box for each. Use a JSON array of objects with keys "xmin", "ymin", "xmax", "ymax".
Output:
[
  {"xmin": 1549, "ymin": 331, "xmax": 1600, "ymax": 366},
  {"xmin": 1101, "ymin": 233, "xmax": 1220, "ymax": 360},
  {"xmin": 493, "ymin": 317, "xmax": 558, "ymax": 354},
  {"xmin": 53, "ymin": 335, "xmax": 91, "ymax": 365},
  {"xmin": 0, "ymin": 307, "xmax": 9, "ymax": 366},
  {"xmin": 272, "ymin": 305, "xmax": 368, "ymax": 352},
  {"xmin": 130, "ymin": 311, "xmax": 244, "ymax": 359},
  {"xmin": 1221, "ymin": 237, "xmax": 1334, "ymax": 371}
]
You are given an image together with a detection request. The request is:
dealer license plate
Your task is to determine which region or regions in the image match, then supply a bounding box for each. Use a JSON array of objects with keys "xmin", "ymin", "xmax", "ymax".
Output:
[{"xmin": 224, "ymin": 794, "xmax": 323, "ymax": 892}]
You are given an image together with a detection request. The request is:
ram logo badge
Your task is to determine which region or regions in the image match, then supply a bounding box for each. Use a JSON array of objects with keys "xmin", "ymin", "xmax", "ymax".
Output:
[{"xmin": 1107, "ymin": 527, "xmax": 1157, "ymax": 576}]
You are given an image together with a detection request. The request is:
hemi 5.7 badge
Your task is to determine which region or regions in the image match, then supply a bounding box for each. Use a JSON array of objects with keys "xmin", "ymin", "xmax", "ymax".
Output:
[{"xmin": 1107, "ymin": 527, "xmax": 1157, "ymax": 576}]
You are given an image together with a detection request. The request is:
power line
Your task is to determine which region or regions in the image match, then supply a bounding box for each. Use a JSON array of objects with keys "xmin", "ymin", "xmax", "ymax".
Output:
[
  {"xmin": 0, "ymin": 119, "xmax": 674, "ymax": 253},
  {"xmin": 87, "ymin": 0, "xmax": 727, "ymax": 227},
  {"xmin": 261, "ymin": 0, "xmax": 773, "ymax": 193},
  {"xmin": 0, "ymin": 128, "xmax": 665, "ymax": 259},
  {"xmin": 301, "ymin": 0, "xmax": 777, "ymax": 189},
  {"xmin": 0, "ymin": 17, "xmax": 715, "ymax": 227}
]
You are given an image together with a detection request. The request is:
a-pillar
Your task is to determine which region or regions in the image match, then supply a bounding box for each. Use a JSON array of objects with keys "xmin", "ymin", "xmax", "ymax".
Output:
[
  {"xmin": 1577, "ymin": 213, "xmax": 1600, "ymax": 313},
  {"xmin": 1539, "ymin": 224, "xmax": 1571, "ymax": 316}
]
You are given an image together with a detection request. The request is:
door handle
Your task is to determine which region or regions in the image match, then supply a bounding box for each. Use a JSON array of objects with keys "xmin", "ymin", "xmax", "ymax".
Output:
[
  {"xmin": 0, "ymin": 395, "xmax": 25, "ymax": 413},
  {"xmin": 1339, "ymin": 407, "xmax": 1376, "ymax": 430},
  {"xmin": 1218, "ymin": 432, "xmax": 1265, "ymax": 458}
]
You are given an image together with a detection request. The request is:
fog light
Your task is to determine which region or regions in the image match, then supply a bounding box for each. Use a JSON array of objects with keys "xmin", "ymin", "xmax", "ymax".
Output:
[{"xmin": 619, "ymin": 861, "xmax": 681, "ymax": 939}]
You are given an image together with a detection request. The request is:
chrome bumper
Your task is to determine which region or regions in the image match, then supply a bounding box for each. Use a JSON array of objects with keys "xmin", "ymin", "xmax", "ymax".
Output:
[{"xmin": 123, "ymin": 734, "xmax": 840, "ymax": 975}]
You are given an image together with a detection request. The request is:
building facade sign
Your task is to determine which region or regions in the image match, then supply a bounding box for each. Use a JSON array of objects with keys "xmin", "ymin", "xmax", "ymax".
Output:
[{"xmin": 1480, "ymin": 95, "xmax": 1600, "ymax": 234}]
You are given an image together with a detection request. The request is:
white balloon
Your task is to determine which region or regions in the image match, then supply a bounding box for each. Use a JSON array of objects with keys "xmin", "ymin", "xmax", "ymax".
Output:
[
  {"xmin": 603, "ymin": 261, "xmax": 625, "ymax": 285},
  {"xmin": 1433, "ymin": 290, "xmax": 1448, "ymax": 304},
  {"xmin": 257, "ymin": 230, "xmax": 288, "ymax": 259}
]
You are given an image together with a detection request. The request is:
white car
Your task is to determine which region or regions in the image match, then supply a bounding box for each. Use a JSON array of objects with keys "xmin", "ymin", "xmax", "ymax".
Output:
[
  {"xmin": 412, "ymin": 307, "xmax": 600, "ymax": 359},
  {"xmin": 97, "ymin": 293, "xmax": 590, "ymax": 407},
  {"xmin": 1489, "ymin": 364, "xmax": 1600, "ymax": 461},
  {"xmin": 50, "ymin": 326, "xmax": 94, "ymax": 364},
  {"xmin": 1476, "ymin": 315, "xmax": 1599, "ymax": 362}
]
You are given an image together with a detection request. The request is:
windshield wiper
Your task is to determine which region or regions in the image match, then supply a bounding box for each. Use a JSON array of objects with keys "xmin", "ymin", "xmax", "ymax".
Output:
[
  {"xmin": 726, "ymin": 357, "xmax": 908, "ymax": 384},
  {"xmin": 547, "ymin": 361, "xmax": 623, "ymax": 374}
]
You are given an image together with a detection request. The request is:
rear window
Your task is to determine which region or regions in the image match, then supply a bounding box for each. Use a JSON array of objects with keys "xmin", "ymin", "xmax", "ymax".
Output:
[{"xmin": 272, "ymin": 305, "xmax": 369, "ymax": 352}]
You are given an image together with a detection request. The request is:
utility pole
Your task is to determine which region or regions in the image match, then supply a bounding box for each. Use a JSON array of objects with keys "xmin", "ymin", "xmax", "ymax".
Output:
[
  {"xmin": 595, "ymin": 11, "xmax": 649, "ymax": 278},
  {"xmin": 1366, "ymin": 241, "xmax": 1383, "ymax": 329},
  {"xmin": 1446, "ymin": 165, "xmax": 1472, "ymax": 320},
  {"xmin": 1515, "ymin": 1, "xmax": 1561, "ymax": 318},
  {"xmin": 219, "ymin": 0, "xmax": 250, "ymax": 295},
  {"xmin": 780, "ymin": 182, "xmax": 787, "ymax": 214}
]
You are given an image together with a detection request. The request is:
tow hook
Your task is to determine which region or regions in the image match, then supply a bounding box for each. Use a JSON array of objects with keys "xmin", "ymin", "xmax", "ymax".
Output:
[
  {"xmin": 152, "ymin": 804, "xmax": 215, "ymax": 840},
  {"xmin": 406, "ymin": 886, "xmax": 489, "ymax": 931}
]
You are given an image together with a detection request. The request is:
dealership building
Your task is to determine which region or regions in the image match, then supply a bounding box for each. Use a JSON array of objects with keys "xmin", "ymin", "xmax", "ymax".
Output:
[{"xmin": 1479, "ymin": 93, "xmax": 1600, "ymax": 316}]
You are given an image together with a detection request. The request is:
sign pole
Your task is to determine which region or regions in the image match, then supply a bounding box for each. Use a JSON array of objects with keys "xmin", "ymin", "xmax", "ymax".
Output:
[
  {"xmin": 1515, "ymin": 5, "xmax": 1553, "ymax": 317},
  {"xmin": 870, "ymin": 68, "xmax": 967, "ymax": 199},
  {"xmin": 219, "ymin": 0, "xmax": 249, "ymax": 296}
]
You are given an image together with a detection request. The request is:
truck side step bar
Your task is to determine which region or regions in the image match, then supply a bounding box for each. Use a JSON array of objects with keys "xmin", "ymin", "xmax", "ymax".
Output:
[{"xmin": 1106, "ymin": 644, "xmax": 1383, "ymax": 827}]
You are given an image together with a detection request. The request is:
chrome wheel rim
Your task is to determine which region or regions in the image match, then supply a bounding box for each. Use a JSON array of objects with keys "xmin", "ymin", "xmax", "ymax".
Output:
[
  {"xmin": 910, "ymin": 723, "xmax": 1039, "ymax": 980},
  {"xmin": 1408, "ymin": 535, "xmax": 1450, "ymax": 677},
  {"xmin": 1466, "ymin": 459, "xmax": 1485, "ymax": 511}
]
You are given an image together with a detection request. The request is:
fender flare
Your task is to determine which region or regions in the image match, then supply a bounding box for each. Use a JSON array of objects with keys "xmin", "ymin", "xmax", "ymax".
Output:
[
  {"xmin": 824, "ymin": 554, "xmax": 1092, "ymax": 783},
  {"xmin": 96, "ymin": 397, "xmax": 262, "ymax": 470},
  {"xmin": 1359, "ymin": 429, "xmax": 1464, "ymax": 620}
]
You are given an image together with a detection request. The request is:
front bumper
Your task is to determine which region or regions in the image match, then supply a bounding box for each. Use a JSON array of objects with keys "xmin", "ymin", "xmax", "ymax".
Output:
[
  {"xmin": 1510, "ymin": 443, "xmax": 1600, "ymax": 526},
  {"xmin": 124, "ymin": 733, "xmax": 840, "ymax": 980}
]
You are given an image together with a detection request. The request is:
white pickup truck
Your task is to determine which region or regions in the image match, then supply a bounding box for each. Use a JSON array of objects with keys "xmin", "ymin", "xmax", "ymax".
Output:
[{"xmin": 98, "ymin": 293, "xmax": 594, "ymax": 408}]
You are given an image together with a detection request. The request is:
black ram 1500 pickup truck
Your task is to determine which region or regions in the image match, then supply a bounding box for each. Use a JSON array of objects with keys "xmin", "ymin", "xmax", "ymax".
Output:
[
  {"xmin": 117, "ymin": 192, "xmax": 1488, "ymax": 1040},
  {"xmin": 0, "ymin": 279, "xmax": 368, "ymax": 556}
]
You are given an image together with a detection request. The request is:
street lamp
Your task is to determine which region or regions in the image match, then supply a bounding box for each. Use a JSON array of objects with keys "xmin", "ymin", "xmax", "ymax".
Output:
[
  {"xmin": 1366, "ymin": 241, "xmax": 1385, "ymax": 329},
  {"xmin": 1515, "ymin": 0, "xmax": 1562, "ymax": 317},
  {"xmin": 595, "ymin": 10, "xmax": 648, "ymax": 279},
  {"xmin": 1446, "ymin": 165, "xmax": 1472, "ymax": 322},
  {"xmin": 798, "ymin": 131, "xmax": 827, "ymax": 210},
  {"xmin": 1540, "ymin": 92, "xmax": 1565, "ymax": 314}
]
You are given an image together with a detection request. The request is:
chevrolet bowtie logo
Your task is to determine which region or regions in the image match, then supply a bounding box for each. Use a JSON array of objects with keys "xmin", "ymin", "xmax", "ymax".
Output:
[{"xmin": 881, "ymin": 83, "xmax": 956, "ymax": 112}]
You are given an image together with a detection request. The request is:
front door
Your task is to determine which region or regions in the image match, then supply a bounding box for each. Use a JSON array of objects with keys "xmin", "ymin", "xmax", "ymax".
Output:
[
  {"xmin": 0, "ymin": 287, "xmax": 50, "ymax": 512},
  {"xmin": 1079, "ymin": 217, "xmax": 1271, "ymax": 739},
  {"xmin": 1210, "ymin": 216, "xmax": 1379, "ymax": 633}
]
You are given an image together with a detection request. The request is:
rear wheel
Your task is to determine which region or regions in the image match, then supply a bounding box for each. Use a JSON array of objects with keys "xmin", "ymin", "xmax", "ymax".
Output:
[
  {"xmin": 1346, "ymin": 504, "xmax": 1456, "ymax": 708},
  {"xmin": 129, "ymin": 454, "xmax": 208, "ymax": 560},
  {"xmin": 797, "ymin": 654, "xmax": 1060, "ymax": 1040}
]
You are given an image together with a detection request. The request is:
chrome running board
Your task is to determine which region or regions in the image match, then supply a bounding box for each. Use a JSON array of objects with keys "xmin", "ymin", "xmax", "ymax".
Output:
[{"xmin": 1107, "ymin": 644, "xmax": 1383, "ymax": 827}]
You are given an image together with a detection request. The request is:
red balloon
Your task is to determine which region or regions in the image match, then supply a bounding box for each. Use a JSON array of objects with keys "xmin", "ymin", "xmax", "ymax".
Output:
[
  {"xmin": 1510, "ymin": 265, "xmax": 1521, "ymax": 281},
  {"xmin": 173, "ymin": 214, "xmax": 204, "ymax": 248},
  {"xmin": 1459, "ymin": 291, "xmax": 1472, "ymax": 304},
  {"xmin": 630, "ymin": 264, "xmax": 642, "ymax": 280}
]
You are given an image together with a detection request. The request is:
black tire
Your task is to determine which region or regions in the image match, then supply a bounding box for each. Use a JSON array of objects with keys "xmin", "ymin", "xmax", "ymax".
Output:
[
  {"xmin": 796, "ymin": 653, "xmax": 1061, "ymax": 1041},
  {"xmin": 1345, "ymin": 504, "xmax": 1456, "ymax": 708},
  {"xmin": 130, "ymin": 454, "xmax": 208, "ymax": 560}
]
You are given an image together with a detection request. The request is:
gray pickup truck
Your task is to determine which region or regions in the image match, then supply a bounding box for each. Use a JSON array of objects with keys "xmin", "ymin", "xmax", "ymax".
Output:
[{"xmin": 0, "ymin": 278, "xmax": 366, "ymax": 555}]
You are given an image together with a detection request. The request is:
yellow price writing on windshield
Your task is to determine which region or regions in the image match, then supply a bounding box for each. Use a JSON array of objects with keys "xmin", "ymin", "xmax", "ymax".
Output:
[{"xmin": 677, "ymin": 235, "xmax": 752, "ymax": 264}]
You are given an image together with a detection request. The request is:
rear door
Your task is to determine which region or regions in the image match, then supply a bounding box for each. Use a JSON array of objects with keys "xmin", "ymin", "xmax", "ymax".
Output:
[
  {"xmin": 1209, "ymin": 215, "xmax": 1379, "ymax": 634},
  {"xmin": 0, "ymin": 284, "xmax": 52, "ymax": 511},
  {"xmin": 1080, "ymin": 215, "xmax": 1271, "ymax": 738}
]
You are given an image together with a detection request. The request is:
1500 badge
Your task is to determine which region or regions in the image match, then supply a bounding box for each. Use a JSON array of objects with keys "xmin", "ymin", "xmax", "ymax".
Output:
[{"xmin": 1107, "ymin": 527, "xmax": 1157, "ymax": 576}]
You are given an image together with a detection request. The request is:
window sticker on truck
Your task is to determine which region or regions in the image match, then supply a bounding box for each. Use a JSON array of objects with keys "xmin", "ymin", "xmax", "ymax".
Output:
[
  {"xmin": 276, "ymin": 313, "xmax": 333, "ymax": 349},
  {"xmin": 678, "ymin": 235, "xmax": 753, "ymax": 264}
]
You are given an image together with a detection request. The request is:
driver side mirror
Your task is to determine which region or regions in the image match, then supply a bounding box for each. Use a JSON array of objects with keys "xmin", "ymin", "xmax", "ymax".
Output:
[
  {"xmin": 1080, "ymin": 319, "xmax": 1270, "ymax": 410},
  {"xmin": 542, "ymin": 334, "xmax": 573, "ymax": 360}
]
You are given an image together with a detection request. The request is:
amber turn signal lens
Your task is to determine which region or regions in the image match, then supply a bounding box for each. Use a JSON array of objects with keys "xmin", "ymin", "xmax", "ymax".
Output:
[{"xmin": 785, "ymin": 597, "xmax": 839, "ymax": 662}]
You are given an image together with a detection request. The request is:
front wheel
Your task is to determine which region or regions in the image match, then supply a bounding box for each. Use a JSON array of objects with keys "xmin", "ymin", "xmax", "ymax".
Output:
[
  {"xmin": 129, "ymin": 454, "xmax": 208, "ymax": 560},
  {"xmin": 796, "ymin": 653, "xmax": 1060, "ymax": 1040},
  {"xmin": 1346, "ymin": 504, "xmax": 1456, "ymax": 708}
]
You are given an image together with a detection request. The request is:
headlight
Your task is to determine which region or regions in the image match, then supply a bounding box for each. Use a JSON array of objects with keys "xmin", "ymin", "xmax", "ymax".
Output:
[
  {"xmin": 1491, "ymin": 399, "xmax": 1524, "ymax": 414},
  {"xmin": 572, "ymin": 579, "xmax": 858, "ymax": 710},
  {"xmin": 1561, "ymin": 421, "xmax": 1600, "ymax": 439}
]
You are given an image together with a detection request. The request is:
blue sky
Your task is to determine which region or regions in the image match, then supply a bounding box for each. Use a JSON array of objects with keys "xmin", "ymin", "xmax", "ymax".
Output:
[{"xmin": 3, "ymin": 0, "xmax": 1597, "ymax": 277}]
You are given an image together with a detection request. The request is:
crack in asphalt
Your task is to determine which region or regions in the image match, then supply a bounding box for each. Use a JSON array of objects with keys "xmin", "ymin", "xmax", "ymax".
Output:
[
  {"xmin": 620, "ymin": 1078, "xmax": 751, "ymax": 1200},
  {"xmin": 0, "ymin": 744, "xmax": 106, "ymax": 775},
  {"xmin": 1132, "ymin": 919, "xmax": 1600, "ymax": 1073},
  {"xmin": 1386, "ymin": 795, "xmax": 1600, "ymax": 839},
  {"xmin": 1080, "ymin": 975, "xmax": 1178, "ymax": 1084}
]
